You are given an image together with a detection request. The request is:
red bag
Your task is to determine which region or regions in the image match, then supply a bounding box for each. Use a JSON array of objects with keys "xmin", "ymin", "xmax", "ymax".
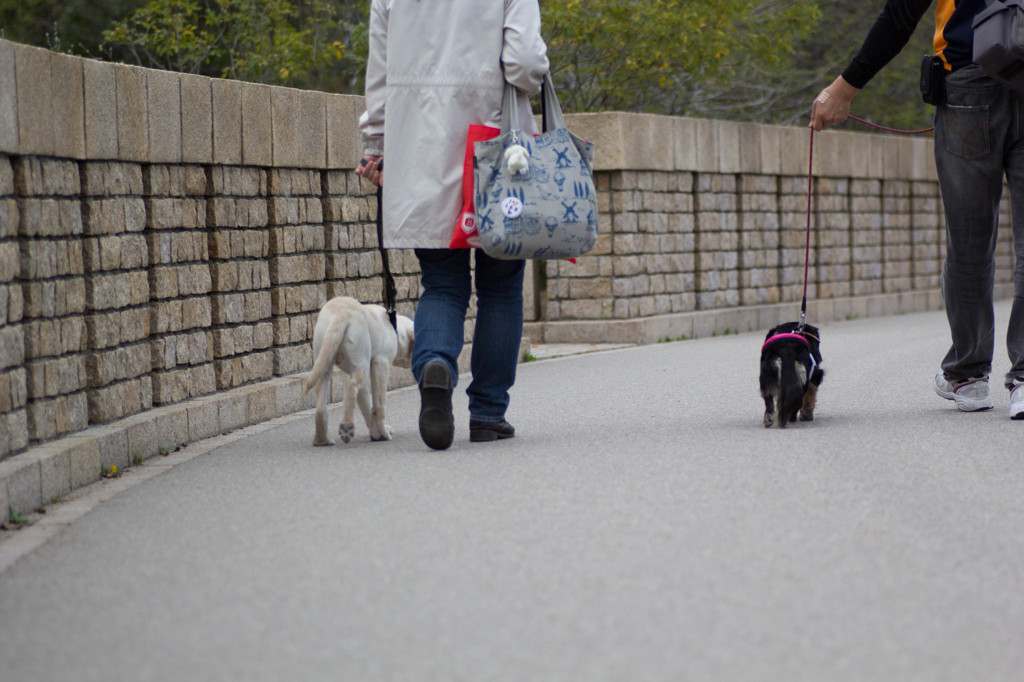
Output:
[{"xmin": 449, "ymin": 124, "xmax": 500, "ymax": 249}]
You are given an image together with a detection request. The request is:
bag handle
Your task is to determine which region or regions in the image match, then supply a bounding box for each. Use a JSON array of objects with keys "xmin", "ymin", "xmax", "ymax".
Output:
[{"xmin": 500, "ymin": 73, "xmax": 566, "ymax": 139}]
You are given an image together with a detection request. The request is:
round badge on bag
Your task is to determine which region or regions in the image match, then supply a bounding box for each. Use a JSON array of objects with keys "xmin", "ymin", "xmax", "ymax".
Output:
[{"xmin": 501, "ymin": 196, "xmax": 523, "ymax": 219}]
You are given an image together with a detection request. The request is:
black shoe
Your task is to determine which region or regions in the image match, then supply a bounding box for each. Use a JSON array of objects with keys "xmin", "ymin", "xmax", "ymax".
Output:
[
  {"xmin": 469, "ymin": 419, "xmax": 515, "ymax": 442},
  {"xmin": 419, "ymin": 360, "xmax": 454, "ymax": 450}
]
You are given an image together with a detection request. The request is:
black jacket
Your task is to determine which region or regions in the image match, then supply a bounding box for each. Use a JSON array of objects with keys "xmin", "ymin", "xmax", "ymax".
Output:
[{"xmin": 843, "ymin": 0, "xmax": 986, "ymax": 88}]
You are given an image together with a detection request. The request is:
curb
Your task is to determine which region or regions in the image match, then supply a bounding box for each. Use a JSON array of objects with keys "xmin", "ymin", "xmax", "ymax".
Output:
[{"xmin": 0, "ymin": 337, "xmax": 539, "ymax": 525}]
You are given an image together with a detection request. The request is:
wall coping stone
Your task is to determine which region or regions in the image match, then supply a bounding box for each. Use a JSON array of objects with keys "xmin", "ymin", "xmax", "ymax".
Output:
[{"xmin": 1, "ymin": 37, "xmax": 936, "ymax": 180}]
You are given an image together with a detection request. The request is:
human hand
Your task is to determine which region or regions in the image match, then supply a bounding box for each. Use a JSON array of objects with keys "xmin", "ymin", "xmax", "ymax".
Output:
[
  {"xmin": 356, "ymin": 155, "xmax": 384, "ymax": 187},
  {"xmin": 810, "ymin": 76, "xmax": 860, "ymax": 132}
]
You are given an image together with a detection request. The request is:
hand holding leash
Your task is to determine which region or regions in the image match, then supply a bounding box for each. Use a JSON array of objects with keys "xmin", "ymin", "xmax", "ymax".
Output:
[
  {"xmin": 810, "ymin": 76, "xmax": 859, "ymax": 131},
  {"xmin": 357, "ymin": 155, "xmax": 384, "ymax": 187}
]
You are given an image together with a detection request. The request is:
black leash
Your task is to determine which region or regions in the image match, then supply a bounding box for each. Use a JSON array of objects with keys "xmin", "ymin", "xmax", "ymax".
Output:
[{"xmin": 373, "ymin": 160, "xmax": 398, "ymax": 331}]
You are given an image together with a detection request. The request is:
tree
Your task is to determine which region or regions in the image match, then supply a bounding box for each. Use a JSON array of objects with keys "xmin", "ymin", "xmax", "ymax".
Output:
[
  {"xmin": 0, "ymin": 0, "xmax": 145, "ymax": 55},
  {"xmin": 540, "ymin": 0, "xmax": 821, "ymax": 115},
  {"xmin": 692, "ymin": 3, "xmax": 935, "ymax": 130},
  {"xmin": 99, "ymin": 0, "xmax": 369, "ymax": 90}
]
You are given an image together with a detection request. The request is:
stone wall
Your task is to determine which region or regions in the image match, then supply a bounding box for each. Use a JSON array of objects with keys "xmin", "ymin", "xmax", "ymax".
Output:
[
  {"xmin": 528, "ymin": 113, "xmax": 1013, "ymax": 343},
  {"xmin": 0, "ymin": 39, "xmax": 1018, "ymax": 519}
]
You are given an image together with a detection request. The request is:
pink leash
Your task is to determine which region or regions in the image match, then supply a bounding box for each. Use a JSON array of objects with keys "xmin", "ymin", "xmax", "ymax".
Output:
[{"xmin": 800, "ymin": 115, "xmax": 934, "ymax": 331}]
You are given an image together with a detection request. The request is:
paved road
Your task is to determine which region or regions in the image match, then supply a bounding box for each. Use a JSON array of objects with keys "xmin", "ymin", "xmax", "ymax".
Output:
[{"xmin": 1, "ymin": 303, "xmax": 1022, "ymax": 681}]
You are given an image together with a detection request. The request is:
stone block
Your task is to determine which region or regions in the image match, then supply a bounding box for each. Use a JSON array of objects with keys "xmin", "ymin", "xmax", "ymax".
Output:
[
  {"xmin": 694, "ymin": 118, "xmax": 720, "ymax": 173},
  {"xmin": 88, "ymin": 423, "xmax": 129, "ymax": 471},
  {"xmin": 2, "ymin": 453, "xmax": 42, "ymax": 514},
  {"xmin": 778, "ymin": 126, "xmax": 810, "ymax": 177},
  {"xmin": 758, "ymin": 125, "xmax": 783, "ymax": 176},
  {"xmin": 272, "ymin": 87, "xmax": 327, "ymax": 168},
  {"xmin": 83, "ymin": 59, "xmax": 119, "ymax": 160},
  {"xmin": 121, "ymin": 412, "xmax": 159, "ymax": 463},
  {"xmin": 152, "ymin": 368, "xmax": 189, "ymax": 405},
  {"xmin": 26, "ymin": 440, "xmax": 71, "ymax": 498},
  {"xmin": 87, "ymin": 380, "xmax": 140, "ymax": 423},
  {"xmin": 3, "ymin": 407, "xmax": 28, "ymax": 455},
  {"xmin": 241, "ymin": 383, "xmax": 276, "ymax": 424},
  {"xmin": 563, "ymin": 112, "xmax": 626, "ymax": 171},
  {"xmin": 0, "ymin": 476, "xmax": 7, "ymax": 523},
  {"xmin": 14, "ymin": 43, "xmax": 56, "ymax": 157},
  {"xmin": 81, "ymin": 161, "xmax": 145, "ymax": 197},
  {"xmin": 14, "ymin": 156, "xmax": 79, "ymax": 197},
  {"xmin": 242, "ymin": 82, "xmax": 273, "ymax": 166},
  {"xmin": 147, "ymin": 69, "xmax": 182, "ymax": 163},
  {"xmin": 717, "ymin": 120, "xmax": 742, "ymax": 173},
  {"xmin": 186, "ymin": 397, "xmax": 220, "ymax": 441},
  {"xmin": 273, "ymin": 376, "xmax": 305, "ymax": 416},
  {"xmin": 0, "ymin": 323, "xmax": 25, "ymax": 372},
  {"xmin": 672, "ymin": 117, "xmax": 698, "ymax": 171},
  {"xmin": 86, "ymin": 272, "xmax": 134, "ymax": 310},
  {"xmin": 218, "ymin": 392, "xmax": 248, "ymax": 432},
  {"xmin": 154, "ymin": 405, "xmax": 188, "ymax": 454},
  {"xmin": 0, "ymin": 40, "xmax": 17, "ymax": 154},
  {"xmin": 60, "ymin": 436, "xmax": 99, "ymax": 490},
  {"xmin": 1, "ymin": 157, "xmax": 14, "ymax": 196},
  {"xmin": 326, "ymin": 94, "xmax": 363, "ymax": 169},
  {"xmin": 0, "ymin": 241, "xmax": 16, "ymax": 281},
  {"xmin": 116, "ymin": 64, "xmax": 149, "ymax": 162},
  {"xmin": 737, "ymin": 122, "xmax": 762, "ymax": 174},
  {"xmin": 212, "ymin": 78, "xmax": 243, "ymax": 165},
  {"xmin": 181, "ymin": 73, "xmax": 213, "ymax": 164},
  {"xmin": 273, "ymin": 344, "xmax": 312, "ymax": 376},
  {"xmin": 50, "ymin": 51, "xmax": 86, "ymax": 160}
]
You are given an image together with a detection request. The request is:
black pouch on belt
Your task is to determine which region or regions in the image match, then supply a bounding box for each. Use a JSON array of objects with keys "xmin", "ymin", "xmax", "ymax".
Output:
[{"xmin": 920, "ymin": 55, "xmax": 947, "ymax": 105}]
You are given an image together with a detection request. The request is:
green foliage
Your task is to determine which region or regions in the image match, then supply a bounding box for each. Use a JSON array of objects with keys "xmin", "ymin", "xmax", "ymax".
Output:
[
  {"xmin": 541, "ymin": 0, "xmax": 821, "ymax": 115},
  {"xmin": 0, "ymin": 0, "xmax": 144, "ymax": 54},
  {"xmin": 100, "ymin": 0, "xmax": 368, "ymax": 89}
]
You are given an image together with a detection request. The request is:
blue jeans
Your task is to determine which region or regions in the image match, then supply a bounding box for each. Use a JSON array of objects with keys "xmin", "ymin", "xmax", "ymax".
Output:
[
  {"xmin": 934, "ymin": 65, "xmax": 1024, "ymax": 389},
  {"xmin": 412, "ymin": 249, "xmax": 525, "ymax": 422}
]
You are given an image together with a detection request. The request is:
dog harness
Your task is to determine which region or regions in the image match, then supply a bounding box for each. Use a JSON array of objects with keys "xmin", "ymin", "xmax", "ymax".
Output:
[{"xmin": 761, "ymin": 332, "xmax": 819, "ymax": 376}]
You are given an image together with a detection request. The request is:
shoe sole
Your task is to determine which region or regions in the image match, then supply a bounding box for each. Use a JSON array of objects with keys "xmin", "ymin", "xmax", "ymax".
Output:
[{"xmin": 419, "ymin": 362, "xmax": 454, "ymax": 450}]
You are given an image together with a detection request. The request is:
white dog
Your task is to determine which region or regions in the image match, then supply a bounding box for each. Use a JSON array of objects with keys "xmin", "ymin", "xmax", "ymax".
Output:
[{"xmin": 303, "ymin": 297, "xmax": 414, "ymax": 445}]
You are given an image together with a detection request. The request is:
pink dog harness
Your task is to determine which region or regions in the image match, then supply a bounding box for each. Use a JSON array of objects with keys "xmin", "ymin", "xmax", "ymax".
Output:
[
  {"xmin": 761, "ymin": 332, "xmax": 809, "ymax": 352},
  {"xmin": 761, "ymin": 332, "xmax": 819, "ymax": 375}
]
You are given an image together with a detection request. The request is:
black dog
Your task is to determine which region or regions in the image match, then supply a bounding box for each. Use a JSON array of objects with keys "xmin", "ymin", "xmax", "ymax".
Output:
[{"xmin": 759, "ymin": 322, "xmax": 824, "ymax": 428}]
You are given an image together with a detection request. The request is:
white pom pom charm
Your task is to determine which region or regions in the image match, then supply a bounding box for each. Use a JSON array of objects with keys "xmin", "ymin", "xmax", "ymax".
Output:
[{"xmin": 504, "ymin": 144, "xmax": 530, "ymax": 175}]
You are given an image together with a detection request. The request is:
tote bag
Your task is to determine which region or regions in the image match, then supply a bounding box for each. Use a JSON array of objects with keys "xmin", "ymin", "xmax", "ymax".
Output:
[{"xmin": 472, "ymin": 73, "xmax": 598, "ymax": 260}]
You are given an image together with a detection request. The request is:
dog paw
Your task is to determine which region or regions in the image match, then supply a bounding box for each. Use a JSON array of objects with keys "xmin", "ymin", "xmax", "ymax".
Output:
[
  {"xmin": 799, "ymin": 411, "xmax": 814, "ymax": 422},
  {"xmin": 338, "ymin": 423, "xmax": 355, "ymax": 444},
  {"xmin": 313, "ymin": 438, "xmax": 334, "ymax": 446},
  {"xmin": 763, "ymin": 412, "xmax": 774, "ymax": 428}
]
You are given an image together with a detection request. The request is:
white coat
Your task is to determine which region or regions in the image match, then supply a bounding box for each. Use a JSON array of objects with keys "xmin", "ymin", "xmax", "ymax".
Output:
[{"xmin": 359, "ymin": 0, "xmax": 549, "ymax": 249}]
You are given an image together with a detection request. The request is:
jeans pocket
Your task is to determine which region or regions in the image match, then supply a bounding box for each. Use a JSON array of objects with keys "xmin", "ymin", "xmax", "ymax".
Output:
[{"xmin": 939, "ymin": 103, "xmax": 991, "ymax": 160}]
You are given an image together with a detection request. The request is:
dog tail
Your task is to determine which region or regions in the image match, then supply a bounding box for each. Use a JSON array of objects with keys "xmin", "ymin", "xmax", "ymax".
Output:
[
  {"xmin": 777, "ymin": 347, "xmax": 808, "ymax": 428},
  {"xmin": 303, "ymin": 318, "xmax": 349, "ymax": 397}
]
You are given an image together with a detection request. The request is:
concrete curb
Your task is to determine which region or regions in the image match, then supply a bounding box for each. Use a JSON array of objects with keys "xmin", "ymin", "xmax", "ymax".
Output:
[{"xmin": 0, "ymin": 337, "xmax": 534, "ymax": 524}]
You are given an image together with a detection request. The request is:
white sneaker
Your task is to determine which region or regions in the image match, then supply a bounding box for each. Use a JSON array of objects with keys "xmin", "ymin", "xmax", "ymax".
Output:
[
  {"xmin": 1011, "ymin": 385, "xmax": 1024, "ymax": 420},
  {"xmin": 934, "ymin": 371, "xmax": 994, "ymax": 412}
]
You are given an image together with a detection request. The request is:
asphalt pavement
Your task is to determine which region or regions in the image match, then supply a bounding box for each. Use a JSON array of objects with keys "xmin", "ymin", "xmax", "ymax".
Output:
[{"xmin": 1, "ymin": 302, "xmax": 1022, "ymax": 681}]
